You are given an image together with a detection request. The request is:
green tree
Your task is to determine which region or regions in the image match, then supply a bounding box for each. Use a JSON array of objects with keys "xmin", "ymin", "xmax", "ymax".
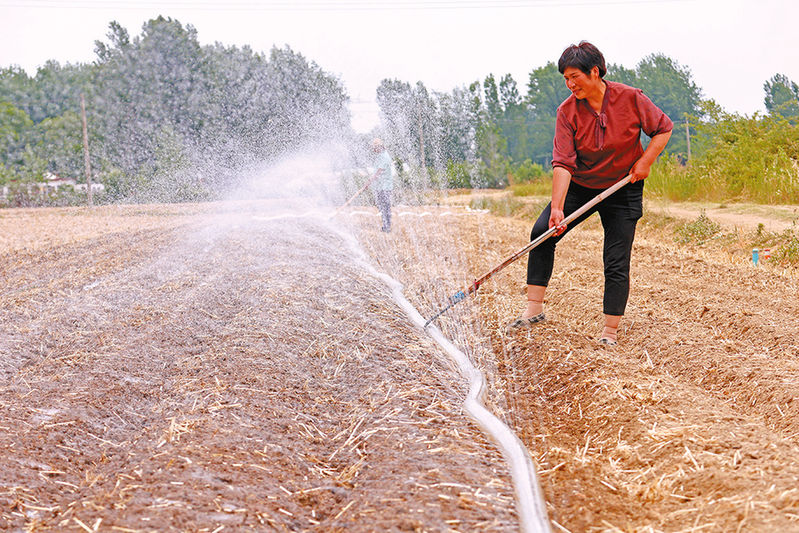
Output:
[
  {"xmin": 482, "ymin": 74, "xmax": 502, "ymax": 121},
  {"xmin": 526, "ymin": 62, "xmax": 569, "ymax": 120},
  {"xmin": 605, "ymin": 63, "xmax": 637, "ymax": 87},
  {"xmin": 2, "ymin": 16, "xmax": 352, "ymax": 203},
  {"xmin": 435, "ymin": 86, "xmax": 479, "ymax": 187},
  {"xmin": 628, "ymin": 54, "xmax": 703, "ymax": 157},
  {"xmin": 474, "ymin": 121, "xmax": 508, "ymax": 188},
  {"xmin": 474, "ymin": 74, "xmax": 510, "ymax": 188},
  {"xmin": 0, "ymin": 66, "xmax": 33, "ymax": 115},
  {"xmin": 375, "ymin": 79, "xmax": 441, "ymax": 188},
  {"xmin": 524, "ymin": 62, "xmax": 569, "ymax": 167},
  {"xmin": 261, "ymin": 45, "xmax": 349, "ymax": 155},
  {"xmin": 90, "ymin": 18, "xmax": 350, "ymax": 199},
  {"xmin": 33, "ymin": 111, "xmax": 85, "ymax": 179},
  {"xmin": 0, "ymin": 102, "xmax": 34, "ymax": 183},
  {"xmin": 409, "ymin": 81, "xmax": 436, "ymax": 174},
  {"xmin": 197, "ymin": 42, "xmax": 271, "ymax": 173},
  {"xmin": 630, "ymin": 54, "xmax": 702, "ymax": 125},
  {"xmin": 0, "ymin": 61, "xmax": 94, "ymax": 129},
  {"xmin": 764, "ymin": 74, "xmax": 799, "ymax": 120},
  {"xmin": 92, "ymin": 16, "xmax": 207, "ymax": 181},
  {"xmin": 649, "ymin": 99, "xmax": 799, "ymax": 203},
  {"xmin": 498, "ymin": 74, "xmax": 529, "ymax": 165},
  {"xmin": 28, "ymin": 61, "xmax": 93, "ymax": 124},
  {"xmin": 434, "ymin": 85, "xmax": 478, "ymax": 167},
  {"xmin": 376, "ymin": 78, "xmax": 414, "ymax": 164}
]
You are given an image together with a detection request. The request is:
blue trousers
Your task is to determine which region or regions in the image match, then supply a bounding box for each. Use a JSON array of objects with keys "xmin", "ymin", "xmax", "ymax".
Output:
[
  {"xmin": 526, "ymin": 180, "xmax": 644, "ymax": 316},
  {"xmin": 375, "ymin": 190, "xmax": 392, "ymax": 231}
]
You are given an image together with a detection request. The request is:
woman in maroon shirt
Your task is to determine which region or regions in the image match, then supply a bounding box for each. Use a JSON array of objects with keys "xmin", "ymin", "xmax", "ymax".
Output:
[{"xmin": 507, "ymin": 41, "xmax": 673, "ymax": 346}]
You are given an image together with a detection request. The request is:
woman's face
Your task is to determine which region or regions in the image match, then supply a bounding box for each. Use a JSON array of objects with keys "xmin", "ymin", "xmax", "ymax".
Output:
[{"xmin": 563, "ymin": 66, "xmax": 602, "ymax": 100}]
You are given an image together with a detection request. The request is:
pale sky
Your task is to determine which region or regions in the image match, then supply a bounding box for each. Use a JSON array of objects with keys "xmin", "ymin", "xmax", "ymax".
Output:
[{"xmin": 1, "ymin": 0, "xmax": 797, "ymax": 133}]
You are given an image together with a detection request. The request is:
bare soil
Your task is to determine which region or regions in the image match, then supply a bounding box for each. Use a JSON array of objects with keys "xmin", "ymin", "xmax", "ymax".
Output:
[{"xmin": 2, "ymin": 199, "xmax": 799, "ymax": 533}]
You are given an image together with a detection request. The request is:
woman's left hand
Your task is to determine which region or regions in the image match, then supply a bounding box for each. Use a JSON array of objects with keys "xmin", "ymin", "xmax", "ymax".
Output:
[
  {"xmin": 630, "ymin": 130, "xmax": 672, "ymax": 183},
  {"xmin": 629, "ymin": 159, "xmax": 652, "ymax": 183}
]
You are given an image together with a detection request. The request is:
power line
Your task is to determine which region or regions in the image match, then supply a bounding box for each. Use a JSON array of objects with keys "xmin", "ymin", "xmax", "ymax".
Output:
[{"xmin": 0, "ymin": 0, "xmax": 697, "ymax": 11}]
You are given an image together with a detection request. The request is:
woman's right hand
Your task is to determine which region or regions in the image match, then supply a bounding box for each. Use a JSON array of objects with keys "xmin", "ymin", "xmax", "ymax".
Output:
[
  {"xmin": 549, "ymin": 208, "xmax": 567, "ymax": 235},
  {"xmin": 550, "ymin": 167, "xmax": 571, "ymax": 236}
]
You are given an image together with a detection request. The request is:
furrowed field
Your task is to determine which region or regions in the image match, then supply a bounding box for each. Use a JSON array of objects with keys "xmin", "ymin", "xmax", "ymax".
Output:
[{"xmin": 2, "ymin": 197, "xmax": 799, "ymax": 532}]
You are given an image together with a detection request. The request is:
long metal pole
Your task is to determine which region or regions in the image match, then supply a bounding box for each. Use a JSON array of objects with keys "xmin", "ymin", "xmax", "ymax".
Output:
[{"xmin": 424, "ymin": 175, "xmax": 632, "ymax": 327}]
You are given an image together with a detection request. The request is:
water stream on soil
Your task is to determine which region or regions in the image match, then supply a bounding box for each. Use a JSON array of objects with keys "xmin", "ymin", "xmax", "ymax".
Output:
[{"xmin": 252, "ymin": 194, "xmax": 552, "ymax": 532}]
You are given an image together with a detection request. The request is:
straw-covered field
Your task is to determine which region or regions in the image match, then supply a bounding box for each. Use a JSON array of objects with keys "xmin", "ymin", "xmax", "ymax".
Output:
[{"xmin": 2, "ymin": 199, "xmax": 799, "ymax": 533}]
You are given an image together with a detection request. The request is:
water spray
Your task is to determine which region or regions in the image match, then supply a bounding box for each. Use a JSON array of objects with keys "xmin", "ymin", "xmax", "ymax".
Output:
[
  {"xmin": 424, "ymin": 175, "xmax": 633, "ymax": 328},
  {"xmin": 330, "ymin": 169, "xmax": 383, "ymax": 219}
]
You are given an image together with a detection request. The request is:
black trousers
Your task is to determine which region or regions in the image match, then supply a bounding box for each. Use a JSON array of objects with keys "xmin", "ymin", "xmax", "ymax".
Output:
[{"xmin": 526, "ymin": 180, "xmax": 644, "ymax": 316}]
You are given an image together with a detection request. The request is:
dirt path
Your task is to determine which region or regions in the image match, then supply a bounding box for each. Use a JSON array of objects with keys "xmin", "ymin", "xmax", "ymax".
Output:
[
  {"xmin": 3, "ymin": 200, "xmax": 799, "ymax": 532},
  {"xmin": 645, "ymin": 201, "xmax": 799, "ymax": 233},
  {"xmin": 439, "ymin": 189, "xmax": 799, "ymax": 233}
]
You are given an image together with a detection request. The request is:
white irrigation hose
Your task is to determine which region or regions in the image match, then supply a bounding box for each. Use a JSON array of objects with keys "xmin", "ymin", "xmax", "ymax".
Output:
[{"xmin": 337, "ymin": 230, "xmax": 553, "ymax": 533}]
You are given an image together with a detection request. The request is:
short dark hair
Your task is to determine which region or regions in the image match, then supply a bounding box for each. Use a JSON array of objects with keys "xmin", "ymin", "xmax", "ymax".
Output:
[{"xmin": 558, "ymin": 41, "xmax": 607, "ymax": 78}]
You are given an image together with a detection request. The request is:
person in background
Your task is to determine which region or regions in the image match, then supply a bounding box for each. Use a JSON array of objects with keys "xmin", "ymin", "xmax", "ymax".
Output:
[
  {"xmin": 507, "ymin": 41, "xmax": 673, "ymax": 346},
  {"xmin": 371, "ymin": 138, "xmax": 394, "ymax": 233}
]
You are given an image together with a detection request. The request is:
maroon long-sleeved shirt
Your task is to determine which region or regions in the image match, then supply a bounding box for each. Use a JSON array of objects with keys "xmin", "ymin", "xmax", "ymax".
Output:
[{"xmin": 552, "ymin": 80, "xmax": 673, "ymax": 189}]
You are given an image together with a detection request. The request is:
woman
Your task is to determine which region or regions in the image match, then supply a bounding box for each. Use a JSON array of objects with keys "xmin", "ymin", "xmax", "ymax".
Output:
[{"xmin": 507, "ymin": 41, "xmax": 673, "ymax": 345}]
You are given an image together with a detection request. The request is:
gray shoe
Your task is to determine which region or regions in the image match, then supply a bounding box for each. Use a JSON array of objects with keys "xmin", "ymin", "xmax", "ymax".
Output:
[{"xmin": 506, "ymin": 312, "xmax": 546, "ymax": 332}]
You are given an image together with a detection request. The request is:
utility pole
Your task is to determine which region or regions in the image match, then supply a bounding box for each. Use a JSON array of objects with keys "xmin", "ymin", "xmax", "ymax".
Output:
[
  {"xmin": 418, "ymin": 110, "xmax": 426, "ymax": 179},
  {"xmin": 685, "ymin": 120, "xmax": 691, "ymax": 161},
  {"xmin": 80, "ymin": 93, "xmax": 93, "ymax": 207}
]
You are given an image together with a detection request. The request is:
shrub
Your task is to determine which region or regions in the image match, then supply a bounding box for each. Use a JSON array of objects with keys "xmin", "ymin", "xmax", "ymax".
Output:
[
  {"xmin": 509, "ymin": 159, "xmax": 546, "ymax": 184},
  {"xmin": 674, "ymin": 210, "xmax": 721, "ymax": 244}
]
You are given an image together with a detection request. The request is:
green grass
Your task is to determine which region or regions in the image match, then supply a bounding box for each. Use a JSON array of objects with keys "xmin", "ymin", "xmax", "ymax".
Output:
[
  {"xmin": 646, "ymin": 110, "xmax": 799, "ymax": 205},
  {"xmin": 509, "ymin": 178, "xmax": 553, "ymax": 198}
]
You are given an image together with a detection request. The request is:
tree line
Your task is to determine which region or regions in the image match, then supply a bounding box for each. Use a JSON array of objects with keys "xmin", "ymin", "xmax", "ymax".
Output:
[
  {"xmin": 1, "ymin": 15, "xmax": 798, "ymax": 205},
  {"xmin": 375, "ymin": 57, "xmax": 799, "ymax": 191},
  {"xmin": 0, "ymin": 16, "xmax": 350, "ymax": 205}
]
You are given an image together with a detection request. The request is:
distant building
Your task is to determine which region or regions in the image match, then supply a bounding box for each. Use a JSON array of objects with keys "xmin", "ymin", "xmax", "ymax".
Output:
[
  {"xmin": 46, "ymin": 172, "xmax": 105, "ymax": 193},
  {"xmin": 0, "ymin": 173, "xmax": 104, "ymax": 202},
  {"xmin": 46, "ymin": 173, "xmax": 76, "ymax": 190}
]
